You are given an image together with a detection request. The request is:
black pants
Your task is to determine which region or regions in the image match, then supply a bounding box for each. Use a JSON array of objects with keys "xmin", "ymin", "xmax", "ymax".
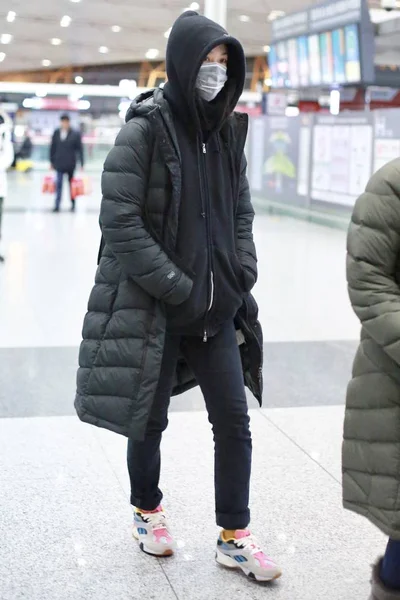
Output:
[
  {"xmin": 55, "ymin": 170, "xmax": 75, "ymax": 210},
  {"xmin": 381, "ymin": 538, "xmax": 400, "ymax": 589},
  {"xmin": 127, "ymin": 321, "xmax": 252, "ymax": 530}
]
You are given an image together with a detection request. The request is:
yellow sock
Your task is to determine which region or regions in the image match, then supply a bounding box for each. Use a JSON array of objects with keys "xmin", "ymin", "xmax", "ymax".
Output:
[{"xmin": 222, "ymin": 529, "xmax": 237, "ymax": 541}]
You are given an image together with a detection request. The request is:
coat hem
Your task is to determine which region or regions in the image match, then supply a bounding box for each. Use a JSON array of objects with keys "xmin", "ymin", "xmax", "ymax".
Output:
[
  {"xmin": 343, "ymin": 500, "xmax": 400, "ymax": 541},
  {"xmin": 75, "ymin": 399, "xmax": 146, "ymax": 441}
]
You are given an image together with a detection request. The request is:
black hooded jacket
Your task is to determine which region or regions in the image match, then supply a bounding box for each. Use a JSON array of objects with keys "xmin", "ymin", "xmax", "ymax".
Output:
[
  {"xmin": 162, "ymin": 12, "xmax": 256, "ymax": 338},
  {"xmin": 75, "ymin": 14, "xmax": 261, "ymax": 440}
]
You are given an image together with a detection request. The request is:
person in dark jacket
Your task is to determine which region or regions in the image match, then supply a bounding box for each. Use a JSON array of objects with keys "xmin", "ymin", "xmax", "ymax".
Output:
[
  {"xmin": 75, "ymin": 12, "xmax": 281, "ymax": 581},
  {"xmin": 344, "ymin": 159, "xmax": 400, "ymax": 600},
  {"xmin": 11, "ymin": 130, "xmax": 33, "ymax": 167},
  {"xmin": 50, "ymin": 114, "xmax": 84, "ymax": 212}
]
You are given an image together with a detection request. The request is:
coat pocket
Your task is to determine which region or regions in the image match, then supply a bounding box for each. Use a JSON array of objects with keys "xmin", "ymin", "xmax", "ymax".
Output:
[{"xmin": 211, "ymin": 248, "xmax": 245, "ymax": 323}]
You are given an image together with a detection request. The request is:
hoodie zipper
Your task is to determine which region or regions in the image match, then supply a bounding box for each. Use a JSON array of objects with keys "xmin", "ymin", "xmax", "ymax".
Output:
[{"xmin": 201, "ymin": 141, "xmax": 214, "ymax": 342}]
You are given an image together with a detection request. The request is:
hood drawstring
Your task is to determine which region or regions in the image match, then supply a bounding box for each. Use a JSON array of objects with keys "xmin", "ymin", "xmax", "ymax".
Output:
[{"xmin": 197, "ymin": 134, "xmax": 206, "ymax": 219}]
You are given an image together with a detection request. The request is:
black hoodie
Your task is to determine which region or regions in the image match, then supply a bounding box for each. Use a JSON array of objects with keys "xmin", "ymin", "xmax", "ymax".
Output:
[{"xmin": 162, "ymin": 12, "xmax": 250, "ymax": 338}]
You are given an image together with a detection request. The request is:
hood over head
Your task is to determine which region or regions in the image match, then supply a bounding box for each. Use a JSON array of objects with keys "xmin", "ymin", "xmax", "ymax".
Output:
[
  {"xmin": 125, "ymin": 89, "xmax": 157, "ymax": 123},
  {"xmin": 163, "ymin": 11, "xmax": 246, "ymax": 132}
]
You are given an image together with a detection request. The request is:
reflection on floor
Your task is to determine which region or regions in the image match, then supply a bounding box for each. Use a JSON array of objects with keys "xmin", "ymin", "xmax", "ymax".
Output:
[{"xmin": 1, "ymin": 182, "xmax": 378, "ymax": 600}]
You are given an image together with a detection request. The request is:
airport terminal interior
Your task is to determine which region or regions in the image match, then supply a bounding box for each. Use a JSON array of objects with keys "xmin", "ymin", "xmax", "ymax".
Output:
[{"xmin": 2, "ymin": 0, "xmax": 400, "ymax": 599}]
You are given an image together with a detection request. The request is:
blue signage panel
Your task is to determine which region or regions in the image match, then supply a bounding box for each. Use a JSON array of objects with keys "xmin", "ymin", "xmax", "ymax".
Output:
[{"xmin": 332, "ymin": 28, "xmax": 346, "ymax": 84}]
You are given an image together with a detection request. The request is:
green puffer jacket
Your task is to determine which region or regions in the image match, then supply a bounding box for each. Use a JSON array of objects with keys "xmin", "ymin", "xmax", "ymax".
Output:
[{"xmin": 343, "ymin": 158, "xmax": 400, "ymax": 540}]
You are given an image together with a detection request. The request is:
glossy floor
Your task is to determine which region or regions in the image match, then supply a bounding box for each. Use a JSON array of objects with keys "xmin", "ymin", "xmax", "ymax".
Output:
[{"xmin": 0, "ymin": 172, "xmax": 381, "ymax": 600}]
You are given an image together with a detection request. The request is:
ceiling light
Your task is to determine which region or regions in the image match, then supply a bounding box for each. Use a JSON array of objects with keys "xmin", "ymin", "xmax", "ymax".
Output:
[
  {"xmin": 70, "ymin": 0, "xmax": 81, "ymax": 2},
  {"xmin": 369, "ymin": 8, "xmax": 400, "ymax": 23},
  {"xmin": 189, "ymin": 2, "xmax": 200, "ymax": 9},
  {"xmin": 69, "ymin": 91, "xmax": 83, "ymax": 101},
  {"xmin": 268, "ymin": 10, "xmax": 286, "ymax": 21},
  {"xmin": 23, "ymin": 98, "xmax": 43, "ymax": 109},
  {"xmin": 6, "ymin": 11, "xmax": 16, "ymax": 23},
  {"xmin": 99, "ymin": 46, "xmax": 109, "ymax": 54},
  {"xmin": 42, "ymin": 59, "xmax": 52, "ymax": 67},
  {"xmin": 263, "ymin": 45, "xmax": 271, "ymax": 53},
  {"xmin": 75, "ymin": 75, "xmax": 84, "ymax": 84},
  {"xmin": 0, "ymin": 34, "xmax": 13, "ymax": 44},
  {"xmin": 111, "ymin": 25, "xmax": 121, "ymax": 32},
  {"xmin": 119, "ymin": 79, "xmax": 137, "ymax": 99},
  {"xmin": 60, "ymin": 16, "xmax": 72, "ymax": 27},
  {"xmin": 145, "ymin": 48, "xmax": 159, "ymax": 60},
  {"xmin": 164, "ymin": 27, "xmax": 172, "ymax": 38},
  {"xmin": 51, "ymin": 37, "xmax": 62, "ymax": 45},
  {"xmin": 0, "ymin": 52, "xmax": 5, "ymax": 62},
  {"xmin": 78, "ymin": 100, "xmax": 90, "ymax": 110},
  {"xmin": 239, "ymin": 15, "xmax": 250, "ymax": 22}
]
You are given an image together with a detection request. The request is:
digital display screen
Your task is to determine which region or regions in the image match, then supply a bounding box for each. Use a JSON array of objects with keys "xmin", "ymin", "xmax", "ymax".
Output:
[
  {"xmin": 276, "ymin": 41, "xmax": 289, "ymax": 87},
  {"xmin": 332, "ymin": 28, "xmax": 346, "ymax": 84},
  {"xmin": 269, "ymin": 46, "xmax": 278, "ymax": 87},
  {"xmin": 268, "ymin": 22, "xmax": 363, "ymax": 88},
  {"xmin": 287, "ymin": 39, "xmax": 300, "ymax": 88},
  {"xmin": 308, "ymin": 35, "xmax": 321, "ymax": 85},
  {"xmin": 297, "ymin": 36, "xmax": 309, "ymax": 87},
  {"xmin": 320, "ymin": 32, "xmax": 334, "ymax": 84},
  {"xmin": 344, "ymin": 24, "xmax": 361, "ymax": 83}
]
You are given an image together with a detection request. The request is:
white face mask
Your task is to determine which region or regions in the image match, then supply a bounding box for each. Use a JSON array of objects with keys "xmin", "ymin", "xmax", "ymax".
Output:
[{"xmin": 196, "ymin": 63, "xmax": 228, "ymax": 102}]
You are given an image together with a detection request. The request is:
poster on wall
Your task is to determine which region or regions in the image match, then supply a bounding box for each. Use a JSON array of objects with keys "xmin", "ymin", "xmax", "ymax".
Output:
[
  {"xmin": 373, "ymin": 109, "xmax": 400, "ymax": 173},
  {"xmin": 297, "ymin": 114, "xmax": 313, "ymax": 197},
  {"xmin": 311, "ymin": 113, "xmax": 373, "ymax": 206},
  {"xmin": 248, "ymin": 117, "xmax": 265, "ymax": 192},
  {"xmin": 261, "ymin": 116, "xmax": 310, "ymax": 206}
]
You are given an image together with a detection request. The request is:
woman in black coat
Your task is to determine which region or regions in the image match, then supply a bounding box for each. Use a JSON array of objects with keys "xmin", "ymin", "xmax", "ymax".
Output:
[{"xmin": 75, "ymin": 12, "xmax": 281, "ymax": 582}]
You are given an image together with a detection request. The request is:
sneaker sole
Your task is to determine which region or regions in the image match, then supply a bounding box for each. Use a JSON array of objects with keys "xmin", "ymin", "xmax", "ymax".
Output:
[
  {"xmin": 132, "ymin": 528, "xmax": 174, "ymax": 557},
  {"xmin": 215, "ymin": 549, "xmax": 282, "ymax": 582}
]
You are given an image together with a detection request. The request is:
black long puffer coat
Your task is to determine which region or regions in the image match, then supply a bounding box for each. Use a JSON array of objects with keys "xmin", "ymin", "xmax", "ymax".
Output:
[{"xmin": 75, "ymin": 88, "xmax": 262, "ymax": 441}]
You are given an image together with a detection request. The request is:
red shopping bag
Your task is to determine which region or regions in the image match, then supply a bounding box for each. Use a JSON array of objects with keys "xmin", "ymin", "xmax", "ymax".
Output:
[
  {"xmin": 42, "ymin": 175, "xmax": 55, "ymax": 194},
  {"xmin": 71, "ymin": 176, "xmax": 92, "ymax": 198},
  {"xmin": 82, "ymin": 176, "xmax": 92, "ymax": 195}
]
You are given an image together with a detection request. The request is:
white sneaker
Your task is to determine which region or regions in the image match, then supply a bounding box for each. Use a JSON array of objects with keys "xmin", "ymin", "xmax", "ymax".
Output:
[
  {"xmin": 216, "ymin": 530, "xmax": 282, "ymax": 582},
  {"xmin": 133, "ymin": 506, "xmax": 175, "ymax": 557}
]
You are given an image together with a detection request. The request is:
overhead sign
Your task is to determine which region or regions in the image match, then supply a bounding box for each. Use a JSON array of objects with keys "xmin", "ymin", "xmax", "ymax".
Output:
[
  {"xmin": 268, "ymin": 0, "xmax": 375, "ymax": 88},
  {"xmin": 271, "ymin": 0, "xmax": 363, "ymax": 41}
]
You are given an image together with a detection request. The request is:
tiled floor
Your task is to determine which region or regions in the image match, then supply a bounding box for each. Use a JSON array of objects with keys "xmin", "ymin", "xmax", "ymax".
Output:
[{"xmin": 0, "ymin": 172, "xmax": 383, "ymax": 600}]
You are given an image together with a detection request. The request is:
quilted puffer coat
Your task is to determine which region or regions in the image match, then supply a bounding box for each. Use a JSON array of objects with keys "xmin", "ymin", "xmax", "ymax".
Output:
[
  {"xmin": 343, "ymin": 158, "xmax": 400, "ymax": 540},
  {"xmin": 75, "ymin": 88, "xmax": 263, "ymax": 441}
]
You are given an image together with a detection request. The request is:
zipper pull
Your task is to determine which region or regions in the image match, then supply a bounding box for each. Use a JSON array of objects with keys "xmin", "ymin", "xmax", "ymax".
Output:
[
  {"xmin": 203, "ymin": 330, "xmax": 208, "ymax": 343},
  {"xmin": 202, "ymin": 143, "xmax": 207, "ymax": 154}
]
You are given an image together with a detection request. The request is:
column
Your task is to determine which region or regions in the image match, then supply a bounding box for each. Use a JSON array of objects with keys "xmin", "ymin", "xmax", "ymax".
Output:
[{"xmin": 204, "ymin": 0, "xmax": 227, "ymax": 29}]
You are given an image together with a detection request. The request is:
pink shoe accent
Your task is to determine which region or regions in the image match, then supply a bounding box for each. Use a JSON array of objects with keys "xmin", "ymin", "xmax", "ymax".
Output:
[
  {"xmin": 234, "ymin": 531, "xmax": 276, "ymax": 567},
  {"xmin": 253, "ymin": 551, "xmax": 277, "ymax": 569},
  {"xmin": 234, "ymin": 530, "xmax": 251, "ymax": 540},
  {"xmin": 153, "ymin": 527, "xmax": 173, "ymax": 544}
]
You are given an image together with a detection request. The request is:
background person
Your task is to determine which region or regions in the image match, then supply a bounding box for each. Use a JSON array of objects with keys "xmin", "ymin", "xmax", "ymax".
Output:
[
  {"xmin": 0, "ymin": 111, "xmax": 15, "ymax": 263},
  {"xmin": 50, "ymin": 114, "xmax": 84, "ymax": 212},
  {"xmin": 75, "ymin": 11, "xmax": 282, "ymax": 583},
  {"xmin": 11, "ymin": 129, "xmax": 33, "ymax": 167},
  {"xmin": 344, "ymin": 159, "xmax": 400, "ymax": 600}
]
